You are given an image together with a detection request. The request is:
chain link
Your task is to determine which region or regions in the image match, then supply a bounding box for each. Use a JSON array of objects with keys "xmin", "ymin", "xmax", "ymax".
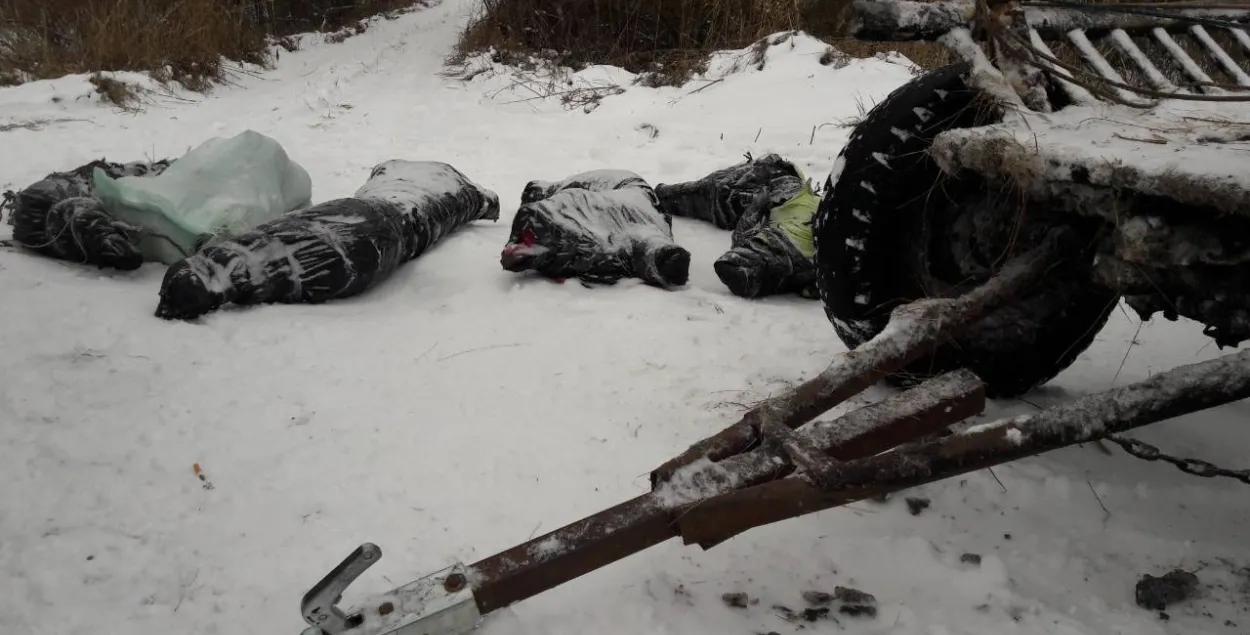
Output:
[{"xmin": 1106, "ymin": 435, "xmax": 1250, "ymax": 485}]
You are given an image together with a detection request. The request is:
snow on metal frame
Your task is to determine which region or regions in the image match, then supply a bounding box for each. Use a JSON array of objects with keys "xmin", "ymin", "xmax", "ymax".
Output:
[
  {"xmin": 1152, "ymin": 26, "xmax": 1219, "ymax": 89},
  {"xmin": 1108, "ymin": 28, "xmax": 1178, "ymax": 92},
  {"xmin": 1191, "ymin": 24, "xmax": 1250, "ymax": 86},
  {"xmin": 829, "ymin": 348, "xmax": 1250, "ymax": 492},
  {"xmin": 928, "ymin": 97, "xmax": 1250, "ymax": 217},
  {"xmin": 919, "ymin": 2, "xmax": 1250, "ymax": 211},
  {"xmin": 1029, "ymin": 28, "xmax": 1098, "ymax": 104},
  {"xmin": 1067, "ymin": 28, "xmax": 1143, "ymax": 104},
  {"xmin": 852, "ymin": 0, "xmax": 1250, "ymax": 41}
]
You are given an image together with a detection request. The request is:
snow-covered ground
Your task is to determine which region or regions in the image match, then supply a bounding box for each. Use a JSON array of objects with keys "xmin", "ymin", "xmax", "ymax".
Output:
[{"xmin": 0, "ymin": 2, "xmax": 1246, "ymax": 634}]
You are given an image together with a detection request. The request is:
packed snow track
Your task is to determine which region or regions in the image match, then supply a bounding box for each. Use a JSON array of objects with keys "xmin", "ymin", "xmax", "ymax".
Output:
[{"xmin": 0, "ymin": 1, "xmax": 1246, "ymax": 634}]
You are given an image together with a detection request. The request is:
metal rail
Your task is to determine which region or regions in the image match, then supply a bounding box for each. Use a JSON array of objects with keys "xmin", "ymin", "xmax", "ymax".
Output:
[{"xmin": 294, "ymin": 232, "xmax": 1250, "ymax": 635}]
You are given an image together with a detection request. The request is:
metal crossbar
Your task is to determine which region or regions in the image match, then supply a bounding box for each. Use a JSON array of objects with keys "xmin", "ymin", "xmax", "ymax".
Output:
[{"xmin": 995, "ymin": 21, "xmax": 1250, "ymax": 107}]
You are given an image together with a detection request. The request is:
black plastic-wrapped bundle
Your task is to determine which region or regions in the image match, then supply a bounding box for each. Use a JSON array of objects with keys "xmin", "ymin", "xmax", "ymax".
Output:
[
  {"xmin": 501, "ymin": 170, "xmax": 690, "ymax": 289},
  {"xmin": 2, "ymin": 159, "xmax": 174, "ymax": 270},
  {"xmin": 155, "ymin": 160, "xmax": 500, "ymax": 319},
  {"xmin": 714, "ymin": 203, "xmax": 820, "ymax": 299},
  {"xmin": 653, "ymin": 153, "xmax": 802, "ymax": 230},
  {"xmin": 655, "ymin": 153, "xmax": 820, "ymax": 299},
  {"xmin": 520, "ymin": 169, "xmax": 653, "ymax": 205}
]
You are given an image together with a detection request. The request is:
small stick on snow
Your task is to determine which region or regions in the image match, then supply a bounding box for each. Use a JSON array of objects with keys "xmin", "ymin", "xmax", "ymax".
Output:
[
  {"xmin": 1182, "ymin": 115, "xmax": 1250, "ymax": 126},
  {"xmin": 1112, "ymin": 132, "xmax": 1168, "ymax": 145},
  {"xmin": 438, "ymin": 343, "xmax": 527, "ymax": 362},
  {"xmin": 1087, "ymin": 480, "xmax": 1112, "ymax": 522},
  {"xmin": 683, "ymin": 78, "xmax": 724, "ymax": 96},
  {"xmin": 415, "ymin": 341, "xmax": 439, "ymax": 362},
  {"xmin": 987, "ymin": 467, "xmax": 1007, "ymax": 492}
]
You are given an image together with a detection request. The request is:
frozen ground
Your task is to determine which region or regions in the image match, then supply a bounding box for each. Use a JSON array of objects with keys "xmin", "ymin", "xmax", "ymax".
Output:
[{"xmin": 0, "ymin": 2, "xmax": 1247, "ymax": 634}]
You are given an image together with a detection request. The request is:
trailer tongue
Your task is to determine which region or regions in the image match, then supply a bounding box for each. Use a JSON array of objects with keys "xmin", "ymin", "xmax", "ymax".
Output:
[{"xmin": 296, "ymin": 229, "xmax": 1250, "ymax": 635}]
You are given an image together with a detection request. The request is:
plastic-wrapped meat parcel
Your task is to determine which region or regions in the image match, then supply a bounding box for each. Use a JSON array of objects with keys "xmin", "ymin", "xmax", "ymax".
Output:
[
  {"xmin": 654, "ymin": 153, "xmax": 820, "ymax": 299},
  {"xmin": 501, "ymin": 169, "xmax": 691, "ymax": 289},
  {"xmin": 717, "ymin": 177, "xmax": 821, "ymax": 299},
  {"xmin": 155, "ymin": 160, "xmax": 500, "ymax": 320},
  {"xmin": 2, "ymin": 159, "xmax": 175, "ymax": 270},
  {"xmin": 520, "ymin": 169, "xmax": 652, "ymax": 205}
]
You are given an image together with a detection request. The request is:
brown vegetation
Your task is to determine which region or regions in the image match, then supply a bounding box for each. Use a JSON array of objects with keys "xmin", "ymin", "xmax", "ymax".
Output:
[
  {"xmin": 0, "ymin": 0, "xmax": 419, "ymax": 103},
  {"xmin": 449, "ymin": 0, "xmax": 951, "ymax": 83}
]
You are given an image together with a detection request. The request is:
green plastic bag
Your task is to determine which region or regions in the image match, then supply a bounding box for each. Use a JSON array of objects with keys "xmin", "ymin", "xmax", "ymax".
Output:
[
  {"xmin": 93, "ymin": 130, "xmax": 313, "ymax": 264},
  {"xmin": 769, "ymin": 170, "xmax": 819, "ymax": 260}
]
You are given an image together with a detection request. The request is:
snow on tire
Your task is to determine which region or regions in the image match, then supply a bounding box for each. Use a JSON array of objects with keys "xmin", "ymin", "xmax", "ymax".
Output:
[{"xmin": 813, "ymin": 63, "xmax": 1120, "ymax": 398}]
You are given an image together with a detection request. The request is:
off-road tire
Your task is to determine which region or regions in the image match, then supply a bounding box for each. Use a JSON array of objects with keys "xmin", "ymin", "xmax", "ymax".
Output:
[{"xmin": 813, "ymin": 63, "xmax": 1119, "ymax": 398}]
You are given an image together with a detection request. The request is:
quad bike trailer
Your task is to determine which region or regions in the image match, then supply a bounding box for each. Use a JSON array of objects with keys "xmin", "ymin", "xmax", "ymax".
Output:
[{"xmin": 297, "ymin": 2, "xmax": 1250, "ymax": 634}]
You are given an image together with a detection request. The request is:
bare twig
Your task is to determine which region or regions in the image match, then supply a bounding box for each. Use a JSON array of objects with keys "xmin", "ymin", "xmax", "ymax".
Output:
[
  {"xmin": 1111, "ymin": 318, "xmax": 1145, "ymax": 388},
  {"xmin": 415, "ymin": 341, "xmax": 438, "ymax": 362},
  {"xmin": 1112, "ymin": 132, "xmax": 1168, "ymax": 145},
  {"xmin": 438, "ymin": 343, "xmax": 527, "ymax": 362},
  {"xmin": 1087, "ymin": 480, "xmax": 1111, "ymax": 521},
  {"xmin": 988, "ymin": 467, "xmax": 1007, "ymax": 492},
  {"xmin": 683, "ymin": 77, "xmax": 723, "ymax": 96},
  {"xmin": 173, "ymin": 567, "xmax": 200, "ymax": 613}
]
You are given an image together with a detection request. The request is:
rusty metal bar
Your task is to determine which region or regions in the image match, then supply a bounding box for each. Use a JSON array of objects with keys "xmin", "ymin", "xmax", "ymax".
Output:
[
  {"xmin": 649, "ymin": 230, "xmax": 1071, "ymax": 487},
  {"xmin": 675, "ymin": 348, "xmax": 1250, "ymax": 547},
  {"xmin": 465, "ymin": 370, "xmax": 986, "ymax": 613}
]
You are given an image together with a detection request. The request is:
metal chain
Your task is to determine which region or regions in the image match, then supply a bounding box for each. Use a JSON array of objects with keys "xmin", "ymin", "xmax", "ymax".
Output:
[{"xmin": 1106, "ymin": 435, "xmax": 1250, "ymax": 484}]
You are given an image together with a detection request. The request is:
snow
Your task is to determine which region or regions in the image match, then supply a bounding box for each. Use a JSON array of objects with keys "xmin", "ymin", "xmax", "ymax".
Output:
[
  {"xmin": 521, "ymin": 181, "xmax": 669, "ymax": 247},
  {"xmin": 0, "ymin": 2, "xmax": 1247, "ymax": 635},
  {"xmin": 651, "ymin": 458, "xmax": 736, "ymax": 509},
  {"xmin": 931, "ymin": 95, "xmax": 1250, "ymax": 217}
]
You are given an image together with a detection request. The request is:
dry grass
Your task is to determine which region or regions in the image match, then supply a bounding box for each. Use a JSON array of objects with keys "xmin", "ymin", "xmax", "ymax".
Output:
[
  {"xmin": 449, "ymin": 0, "xmax": 951, "ymax": 84},
  {"xmin": 451, "ymin": 0, "xmax": 804, "ymax": 85},
  {"xmin": 450, "ymin": 0, "xmax": 1245, "ymax": 90},
  {"xmin": 0, "ymin": 0, "xmax": 418, "ymax": 105},
  {"xmin": 87, "ymin": 73, "xmax": 142, "ymax": 109}
]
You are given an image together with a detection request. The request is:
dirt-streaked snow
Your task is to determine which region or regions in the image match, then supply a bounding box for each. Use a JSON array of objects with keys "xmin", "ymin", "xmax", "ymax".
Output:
[{"xmin": 0, "ymin": 2, "xmax": 1246, "ymax": 635}]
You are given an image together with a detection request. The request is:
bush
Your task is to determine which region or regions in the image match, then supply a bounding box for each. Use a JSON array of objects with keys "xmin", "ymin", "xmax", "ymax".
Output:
[
  {"xmin": 456, "ymin": 0, "xmax": 798, "ymax": 71},
  {"xmin": 241, "ymin": 0, "xmax": 415, "ymax": 36},
  {"xmin": 0, "ymin": 0, "xmax": 416, "ymax": 95},
  {"xmin": 451, "ymin": 0, "xmax": 951, "ymax": 80}
]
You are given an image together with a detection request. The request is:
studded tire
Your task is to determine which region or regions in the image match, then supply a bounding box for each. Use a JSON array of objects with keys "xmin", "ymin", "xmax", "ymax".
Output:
[{"xmin": 812, "ymin": 63, "xmax": 1119, "ymax": 398}]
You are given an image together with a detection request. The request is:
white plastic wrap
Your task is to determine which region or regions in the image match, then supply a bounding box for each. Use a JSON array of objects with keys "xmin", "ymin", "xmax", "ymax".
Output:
[{"xmin": 93, "ymin": 130, "xmax": 313, "ymax": 264}]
